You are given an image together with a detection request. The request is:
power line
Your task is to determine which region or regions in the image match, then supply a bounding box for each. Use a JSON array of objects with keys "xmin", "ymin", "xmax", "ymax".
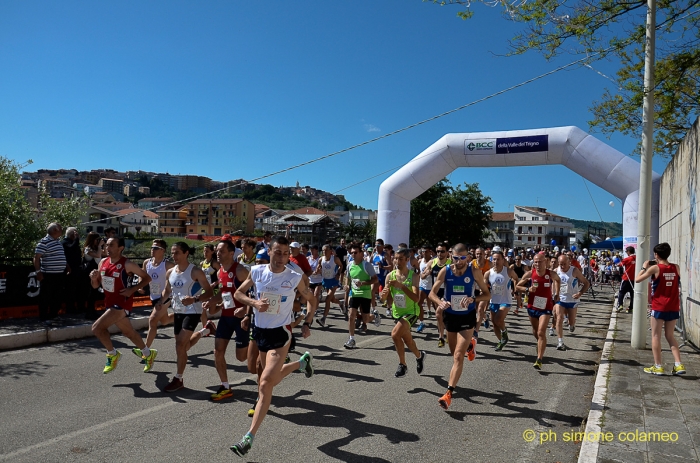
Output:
[{"xmin": 83, "ymin": 51, "xmax": 604, "ymax": 225}]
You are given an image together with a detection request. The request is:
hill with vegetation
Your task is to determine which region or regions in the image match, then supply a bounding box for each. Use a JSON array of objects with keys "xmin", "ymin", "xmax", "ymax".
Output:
[{"xmin": 569, "ymin": 219, "xmax": 623, "ymax": 238}]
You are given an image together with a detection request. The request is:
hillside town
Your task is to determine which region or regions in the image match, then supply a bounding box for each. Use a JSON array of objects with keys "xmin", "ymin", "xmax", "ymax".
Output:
[{"xmin": 18, "ymin": 168, "xmax": 608, "ymax": 249}]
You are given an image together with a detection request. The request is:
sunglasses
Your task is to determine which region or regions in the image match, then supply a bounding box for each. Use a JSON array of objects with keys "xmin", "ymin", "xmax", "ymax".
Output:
[
  {"xmin": 437, "ymin": 250, "xmax": 446, "ymax": 253},
  {"xmin": 452, "ymin": 255, "xmax": 469, "ymax": 261},
  {"xmin": 151, "ymin": 246, "xmax": 164, "ymax": 250}
]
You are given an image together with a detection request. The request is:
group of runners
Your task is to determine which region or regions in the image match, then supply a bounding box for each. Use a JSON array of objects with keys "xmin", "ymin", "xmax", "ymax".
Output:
[{"xmin": 86, "ymin": 234, "xmax": 685, "ymax": 457}]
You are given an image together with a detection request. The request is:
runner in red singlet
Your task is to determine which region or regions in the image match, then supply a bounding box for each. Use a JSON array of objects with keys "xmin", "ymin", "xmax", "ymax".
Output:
[{"xmin": 516, "ymin": 252, "xmax": 561, "ymax": 370}]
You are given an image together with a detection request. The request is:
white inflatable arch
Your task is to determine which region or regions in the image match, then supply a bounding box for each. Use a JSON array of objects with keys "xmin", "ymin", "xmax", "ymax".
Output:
[{"xmin": 376, "ymin": 126, "xmax": 660, "ymax": 250}]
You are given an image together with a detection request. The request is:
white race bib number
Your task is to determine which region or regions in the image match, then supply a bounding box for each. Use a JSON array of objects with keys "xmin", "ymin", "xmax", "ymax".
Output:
[
  {"xmin": 373, "ymin": 265, "xmax": 380, "ymax": 274},
  {"xmin": 261, "ymin": 292, "xmax": 282, "ymax": 315},
  {"xmin": 172, "ymin": 296, "xmax": 186, "ymax": 314},
  {"xmin": 533, "ymin": 296, "xmax": 548, "ymax": 310},
  {"xmin": 149, "ymin": 282, "xmax": 160, "ymax": 296},
  {"xmin": 451, "ymin": 295, "xmax": 470, "ymax": 311},
  {"xmin": 222, "ymin": 292, "xmax": 234, "ymax": 309},
  {"xmin": 321, "ymin": 266, "xmax": 335, "ymax": 279},
  {"xmin": 351, "ymin": 279, "xmax": 362, "ymax": 290},
  {"xmin": 102, "ymin": 276, "xmax": 115, "ymax": 293},
  {"xmin": 394, "ymin": 293, "xmax": 406, "ymax": 309},
  {"xmin": 560, "ymin": 284, "xmax": 568, "ymax": 295},
  {"xmin": 491, "ymin": 284, "xmax": 504, "ymax": 296}
]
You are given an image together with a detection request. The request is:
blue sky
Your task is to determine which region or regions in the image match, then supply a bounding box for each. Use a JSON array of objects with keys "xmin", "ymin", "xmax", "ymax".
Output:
[{"xmin": 0, "ymin": 1, "xmax": 671, "ymax": 224}]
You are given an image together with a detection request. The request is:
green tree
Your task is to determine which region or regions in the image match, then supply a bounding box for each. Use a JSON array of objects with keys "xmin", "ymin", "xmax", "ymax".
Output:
[
  {"xmin": 436, "ymin": 0, "xmax": 699, "ymax": 157},
  {"xmin": 0, "ymin": 158, "xmax": 41, "ymax": 262},
  {"xmin": 410, "ymin": 179, "xmax": 493, "ymax": 247},
  {"xmin": 0, "ymin": 157, "xmax": 87, "ymax": 262},
  {"xmin": 578, "ymin": 232, "xmax": 594, "ymax": 251}
]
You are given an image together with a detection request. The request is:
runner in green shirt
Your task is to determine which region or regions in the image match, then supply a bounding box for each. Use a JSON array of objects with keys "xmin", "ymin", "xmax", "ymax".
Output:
[{"xmin": 380, "ymin": 248, "xmax": 426, "ymax": 378}]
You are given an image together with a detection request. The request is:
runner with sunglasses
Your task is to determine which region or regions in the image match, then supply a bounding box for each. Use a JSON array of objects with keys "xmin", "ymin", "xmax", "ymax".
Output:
[{"xmin": 430, "ymin": 243, "xmax": 490, "ymax": 409}]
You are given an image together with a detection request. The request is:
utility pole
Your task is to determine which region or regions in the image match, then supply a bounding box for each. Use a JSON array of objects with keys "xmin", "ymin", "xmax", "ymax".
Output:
[{"xmin": 631, "ymin": 0, "xmax": 656, "ymax": 349}]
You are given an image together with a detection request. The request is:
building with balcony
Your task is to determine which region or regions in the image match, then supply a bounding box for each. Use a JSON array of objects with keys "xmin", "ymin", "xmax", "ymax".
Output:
[
  {"xmin": 272, "ymin": 213, "xmax": 341, "ymax": 245},
  {"xmin": 513, "ymin": 206, "xmax": 573, "ymax": 249},
  {"xmin": 157, "ymin": 206, "xmax": 188, "ymax": 236},
  {"xmin": 487, "ymin": 212, "xmax": 515, "ymax": 248},
  {"xmin": 176, "ymin": 175, "xmax": 211, "ymax": 193},
  {"xmin": 98, "ymin": 178, "xmax": 125, "ymax": 195},
  {"xmin": 185, "ymin": 198, "xmax": 255, "ymax": 236},
  {"xmin": 138, "ymin": 197, "xmax": 174, "ymax": 210},
  {"xmin": 114, "ymin": 208, "xmax": 159, "ymax": 235}
]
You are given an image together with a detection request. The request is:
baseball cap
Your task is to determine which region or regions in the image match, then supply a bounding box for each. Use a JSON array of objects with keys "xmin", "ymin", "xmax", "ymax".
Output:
[
  {"xmin": 290, "ymin": 242, "xmax": 301, "ymax": 248},
  {"xmin": 492, "ymin": 246, "xmax": 502, "ymax": 253},
  {"xmin": 367, "ymin": 247, "xmax": 373, "ymax": 252},
  {"xmin": 256, "ymin": 249, "xmax": 270, "ymax": 261}
]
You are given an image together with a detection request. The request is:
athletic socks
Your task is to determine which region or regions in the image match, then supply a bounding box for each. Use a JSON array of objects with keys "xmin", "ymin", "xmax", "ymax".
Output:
[
  {"xmin": 141, "ymin": 347, "xmax": 151, "ymax": 357},
  {"xmin": 222, "ymin": 382, "xmax": 229, "ymax": 389},
  {"xmin": 107, "ymin": 349, "xmax": 117, "ymax": 355}
]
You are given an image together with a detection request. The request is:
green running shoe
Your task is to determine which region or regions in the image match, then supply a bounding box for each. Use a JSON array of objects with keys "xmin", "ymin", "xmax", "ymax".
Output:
[
  {"xmin": 143, "ymin": 349, "xmax": 158, "ymax": 373},
  {"xmin": 103, "ymin": 351, "xmax": 122, "ymax": 374}
]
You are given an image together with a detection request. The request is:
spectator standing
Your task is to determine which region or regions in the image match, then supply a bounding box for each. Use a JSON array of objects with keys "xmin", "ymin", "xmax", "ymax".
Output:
[
  {"xmin": 83, "ymin": 232, "xmax": 106, "ymax": 320},
  {"xmin": 62, "ymin": 227, "xmax": 84, "ymax": 314},
  {"xmin": 34, "ymin": 223, "xmax": 68, "ymax": 325}
]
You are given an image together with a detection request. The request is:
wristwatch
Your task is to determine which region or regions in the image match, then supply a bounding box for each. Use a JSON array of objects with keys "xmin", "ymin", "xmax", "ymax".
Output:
[{"xmin": 303, "ymin": 321, "xmax": 311, "ymax": 327}]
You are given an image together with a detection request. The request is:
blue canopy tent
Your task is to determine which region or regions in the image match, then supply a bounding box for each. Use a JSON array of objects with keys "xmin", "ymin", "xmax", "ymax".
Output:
[{"xmin": 590, "ymin": 236, "xmax": 623, "ymax": 250}]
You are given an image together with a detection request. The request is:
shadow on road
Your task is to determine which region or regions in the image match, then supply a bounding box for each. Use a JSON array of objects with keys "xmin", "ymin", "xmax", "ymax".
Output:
[
  {"xmin": 268, "ymin": 389, "xmax": 419, "ymax": 462},
  {"xmin": 0, "ymin": 360, "xmax": 54, "ymax": 379}
]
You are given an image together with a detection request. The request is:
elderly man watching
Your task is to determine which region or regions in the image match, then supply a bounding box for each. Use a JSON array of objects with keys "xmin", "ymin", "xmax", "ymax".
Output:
[{"xmin": 34, "ymin": 223, "xmax": 68, "ymax": 325}]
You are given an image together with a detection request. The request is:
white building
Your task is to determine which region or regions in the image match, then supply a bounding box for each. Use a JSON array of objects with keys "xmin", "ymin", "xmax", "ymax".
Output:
[
  {"xmin": 114, "ymin": 208, "xmax": 159, "ymax": 235},
  {"xmin": 513, "ymin": 206, "xmax": 573, "ymax": 249}
]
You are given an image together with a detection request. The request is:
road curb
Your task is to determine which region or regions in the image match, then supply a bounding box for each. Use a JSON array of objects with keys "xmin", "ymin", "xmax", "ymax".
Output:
[
  {"xmin": 0, "ymin": 312, "xmax": 222, "ymax": 351},
  {"xmin": 577, "ymin": 305, "xmax": 618, "ymax": 463}
]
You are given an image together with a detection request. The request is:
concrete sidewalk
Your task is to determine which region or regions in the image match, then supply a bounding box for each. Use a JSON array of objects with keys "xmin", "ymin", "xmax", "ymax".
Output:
[{"xmin": 582, "ymin": 306, "xmax": 700, "ymax": 462}]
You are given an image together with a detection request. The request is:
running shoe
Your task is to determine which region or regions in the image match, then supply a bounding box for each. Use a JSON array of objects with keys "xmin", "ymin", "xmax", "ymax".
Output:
[
  {"xmin": 355, "ymin": 317, "xmax": 362, "ymax": 330},
  {"xmin": 143, "ymin": 349, "xmax": 158, "ymax": 373},
  {"xmin": 416, "ymin": 351, "xmax": 426, "ymax": 374},
  {"xmin": 344, "ymin": 338, "xmax": 356, "ymax": 349},
  {"xmin": 385, "ymin": 308, "xmax": 392, "ymax": 317},
  {"xmin": 103, "ymin": 350, "xmax": 121, "ymax": 374},
  {"xmin": 132, "ymin": 347, "xmax": 146, "ymax": 364},
  {"xmin": 316, "ymin": 317, "xmax": 326, "ymax": 328},
  {"xmin": 416, "ymin": 321, "xmax": 425, "ymax": 333},
  {"xmin": 556, "ymin": 341, "xmax": 567, "ymax": 351},
  {"xmin": 395, "ymin": 363, "xmax": 408, "ymax": 378},
  {"xmin": 372, "ymin": 309, "xmax": 381, "ymax": 327},
  {"xmin": 230, "ymin": 435, "xmax": 253, "ymax": 457},
  {"xmin": 484, "ymin": 319, "xmax": 490, "ymax": 329},
  {"xmin": 513, "ymin": 308, "xmax": 519, "ymax": 315},
  {"xmin": 300, "ymin": 308, "xmax": 307, "ymax": 319},
  {"xmin": 211, "ymin": 385, "xmax": 233, "ymax": 401},
  {"xmin": 360, "ymin": 323, "xmax": 367, "ymax": 334},
  {"xmin": 644, "ymin": 365, "xmax": 665, "ymax": 375},
  {"xmin": 495, "ymin": 339, "xmax": 506, "ymax": 351},
  {"xmin": 533, "ymin": 358, "xmax": 543, "ymax": 370},
  {"xmin": 502, "ymin": 330, "xmax": 509, "ymax": 344},
  {"xmin": 437, "ymin": 337, "xmax": 445, "ymax": 348},
  {"xmin": 548, "ymin": 327, "xmax": 556, "ymax": 337},
  {"xmin": 466, "ymin": 337, "xmax": 476, "ymax": 361},
  {"xmin": 569, "ymin": 325, "xmax": 576, "ymax": 333},
  {"xmin": 438, "ymin": 390, "xmax": 452, "ymax": 410},
  {"xmin": 673, "ymin": 364, "xmax": 687, "ymax": 375},
  {"xmin": 164, "ymin": 377, "xmax": 184, "ymax": 393},
  {"xmin": 299, "ymin": 351, "xmax": 314, "ymax": 378},
  {"xmin": 205, "ymin": 320, "xmax": 216, "ymax": 337}
]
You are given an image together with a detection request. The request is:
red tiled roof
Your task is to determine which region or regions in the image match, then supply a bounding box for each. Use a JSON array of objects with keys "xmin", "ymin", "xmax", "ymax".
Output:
[{"xmin": 490, "ymin": 212, "xmax": 515, "ymax": 221}]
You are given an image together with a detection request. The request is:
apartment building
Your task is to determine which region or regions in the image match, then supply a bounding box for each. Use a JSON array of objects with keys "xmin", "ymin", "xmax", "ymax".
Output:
[
  {"xmin": 185, "ymin": 198, "xmax": 255, "ymax": 236},
  {"xmin": 512, "ymin": 206, "xmax": 573, "ymax": 249}
]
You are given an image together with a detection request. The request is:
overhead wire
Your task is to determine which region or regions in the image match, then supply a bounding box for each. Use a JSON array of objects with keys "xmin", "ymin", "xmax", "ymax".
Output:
[{"xmin": 83, "ymin": 48, "xmax": 617, "ymax": 226}]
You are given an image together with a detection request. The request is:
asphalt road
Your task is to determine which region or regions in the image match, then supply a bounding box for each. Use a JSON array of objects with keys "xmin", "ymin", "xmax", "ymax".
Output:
[{"xmin": 0, "ymin": 290, "xmax": 613, "ymax": 463}]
